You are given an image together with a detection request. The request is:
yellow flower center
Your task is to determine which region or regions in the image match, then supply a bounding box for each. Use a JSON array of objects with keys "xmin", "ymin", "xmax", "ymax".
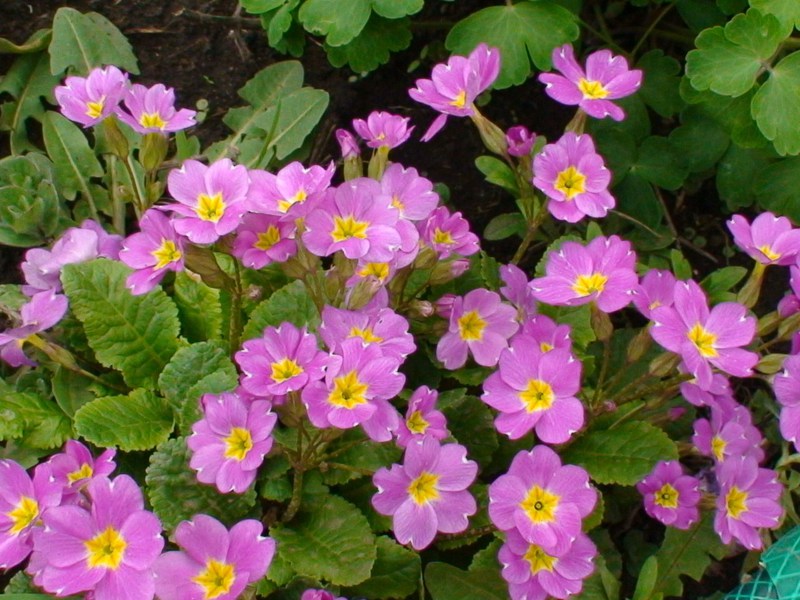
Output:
[
  {"xmin": 523, "ymin": 544, "xmax": 557, "ymax": 574},
  {"xmin": 270, "ymin": 358, "xmax": 304, "ymax": 383},
  {"xmin": 554, "ymin": 166, "xmax": 587, "ymax": 200},
  {"xmin": 759, "ymin": 245, "xmax": 781, "ymax": 261},
  {"xmin": 277, "ymin": 189, "xmax": 307, "ymax": 213},
  {"xmin": 578, "ymin": 78, "xmax": 609, "ymax": 99},
  {"xmin": 151, "ymin": 239, "xmax": 182, "ymax": 270},
  {"xmin": 406, "ymin": 410, "xmax": 430, "ymax": 434},
  {"xmin": 654, "ymin": 483, "xmax": 679, "ymax": 509},
  {"xmin": 520, "ymin": 486, "xmax": 560, "ymax": 524},
  {"xmin": 254, "ymin": 225, "xmax": 281, "ymax": 251},
  {"xmin": 450, "ymin": 90, "xmax": 467, "ymax": 109},
  {"xmin": 349, "ymin": 326, "xmax": 383, "ymax": 344},
  {"xmin": 725, "ymin": 485, "xmax": 748, "ymax": 519},
  {"xmin": 687, "ymin": 323, "xmax": 717, "ymax": 358},
  {"xmin": 519, "ymin": 379, "xmax": 555, "ymax": 413},
  {"xmin": 572, "ymin": 273, "xmax": 608, "ymax": 296},
  {"xmin": 391, "ymin": 195, "xmax": 404, "ymax": 212},
  {"xmin": 196, "ymin": 192, "xmax": 226, "ymax": 223},
  {"xmin": 85, "ymin": 526, "xmax": 127, "ymax": 570},
  {"xmin": 67, "ymin": 463, "xmax": 94, "ymax": 484},
  {"xmin": 223, "ymin": 427, "xmax": 254, "ymax": 462},
  {"xmin": 358, "ymin": 262, "xmax": 390, "ymax": 281},
  {"xmin": 711, "ymin": 435, "xmax": 726, "ymax": 462},
  {"xmin": 432, "ymin": 228, "xmax": 454, "ymax": 245},
  {"xmin": 540, "ymin": 342, "xmax": 554, "ymax": 353},
  {"xmin": 331, "ymin": 215, "xmax": 369, "ymax": 242},
  {"xmin": 328, "ymin": 370, "xmax": 369, "ymax": 409},
  {"xmin": 7, "ymin": 496, "xmax": 39, "ymax": 535},
  {"xmin": 139, "ymin": 112, "xmax": 167, "ymax": 130},
  {"xmin": 457, "ymin": 310, "xmax": 486, "ymax": 342},
  {"xmin": 192, "ymin": 559, "xmax": 236, "ymax": 599},
  {"xmin": 85, "ymin": 99, "xmax": 105, "ymax": 119},
  {"xmin": 408, "ymin": 471, "xmax": 440, "ymax": 505}
]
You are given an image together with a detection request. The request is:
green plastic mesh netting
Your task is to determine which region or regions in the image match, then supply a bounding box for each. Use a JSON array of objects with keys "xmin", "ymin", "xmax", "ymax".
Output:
[{"xmin": 724, "ymin": 527, "xmax": 800, "ymax": 599}]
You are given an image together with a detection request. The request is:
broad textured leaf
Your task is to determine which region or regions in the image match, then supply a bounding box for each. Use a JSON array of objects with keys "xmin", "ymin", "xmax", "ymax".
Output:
[
  {"xmin": 717, "ymin": 144, "xmax": 775, "ymax": 210},
  {"xmin": 321, "ymin": 431, "xmax": 401, "ymax": 485},
  {"xmin": 52, "ymin": 366, "xmax": 96, "ymax": 417},
  {"xmin": 588, "ymin": 94, "xmax": 652, "ymax": 143},
  {"xmin": 42, "ymin": 112, "xmax": 104, "ymax": 205},
  {"xmin": 0, "ymin": 29, "xmax": 51, "ymax": 54},
  {"xmin": 630, "ymin": 136, "xmax": 688, "ymax": 189},
  {"xmin": 442, "ymin": 394, "xmax": 498, "ymax": 467},
  {"xmin": 265, "ymin": 87, "xmax": 329, "ymax": 160},
  {"xmin": 446, "ymin": 1, "xmax": 580, "ymax": 89},
  {"xmin": 425, "ymin": 563, "xmax": 507, "ymax": 600},
  {"xmin": 270, "ymin": 493, "xmax": 376, "ymax": 586},
  {"xmin": 753, "ymin": 157, "xmax": 800, "ymax": 221},
  {"xmin": 74, "ymin": 389, "xmax": 173, "ymax": 451},
  {"xmin": 579, "ymin": 555, "xmax": 621, "ymax": 600},
  {"xmin": 242, "ymin": 279, "xmax": 320, "ymax": 341},
  {"xmin": 61, "ymin": 260, "xmax": 180, "ymax": 389},
  {"xmin": 240, "ymin": 0, "xmax": 286, "ymax": 12},
  {"xmin": 752, "ymin": 51, "xmax": 800, "ymax": 156},
  {"xmin": 475, "ymin": 155, "xmax": 519, "ymax": 195},
  {"xmin": 561, "ymin": 421, "xmax": 678, "ymax": 485},
  {"xmin": 371, "ymin": 0, "xmax": 423, "ymax": 19},
  {"xmin": 637, "ymin": 50, "xmax": 685, "ymax": 118},
  {"xmin": 158, "ymin": 342, "xmax": 238, "ymax": 411},
  {"xmin": 174, "ymin": 272, "xmax": 223, "ymax": 342},
  {"xmin": 49, "ymin": 8, "xmax": 138, "ymax": 75},
  {"xmin": 345, "ymin": 536, "xmax": 420, "ymax": 599},
  {"xmin": 669, "ymin": 110, "xmax": 730, "ymax": 173},
  {"xmin": 0, "ymin": 284, "xmax": 27, "ymax": 312},
  {"xmin": 538, "ymin": 303, "xmax": 595, "ymax": 349},
  {"xmin": 701, "ymin": 266, "xmax": 748, "ymax": 303},
  {"xmin": 0, "ymin": 154, "xmax": 64, "ymax": 246},
  {"xmin": 0, "ymin": 380, "xmax": 71, "ymax": 448},
  {"xmin": 146, "ymin": 437, "xmax": 257, "ymax": 531},
  {"xmin": 483, "ymin": 213, "xmax": 526, "ymax": 241},
  {"xmin": 180, "ymin": 370, "xmax": 240, "ymax": 433},
  {"xmin": 750, "ymin": 0, "xmax": 800, "ymax": 33},
  {"xmin": 685, "ymin": 9, "xmax": 784, "ymax": 97},
  {"xmin": 326, "ymin": 15, "xmax": 413, "ymax": 73},
  {"xmin": 298, "ymin": 0, "xmax": 371, "ymax": 46}
]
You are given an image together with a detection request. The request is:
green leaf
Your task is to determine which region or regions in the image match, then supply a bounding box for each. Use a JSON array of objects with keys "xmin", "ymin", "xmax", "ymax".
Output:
[
  {"xmin": 0, "ymin": 380, "xmax": 71, "ymax": 449},
  {"xmin": 425, "ymin": 563, "xmax": 507, "ymax": 600},
  {"xmin": 753, "ymin": 51, "xmax": 800, "ymax": 156},
  {"xmin": 717, "ymin": 144, "xmax": 775, "ymax": 211},
  {"xmin": 49, "ymin": 8, "xmax": 138, "ymax": 75},
  {"xmin": 630, "ymin": 136, "xmax": 688, "ymax": 189},
  {"xmin": 241, "ymin": 0, "xmax": 286, "ymax": 12},
  {"xmin": 670, "ymin": 249, "xmax": 693, "ymax": 280},
  {"xmin": 446, "ymin": 1, "xmax": 579, "ymax": 89},
  {"xmin": 173, "ymin": 272, "xmax": 223, "ymax": 342},
  {"xmin": 587, "ymin": 94, "xmax": 652, "ymax": 143},
  {"xmin": 0, "ymin": 29, "xmax": 52, "ymax": 54},
  {"xmin": 298, "ymin": 0, "xmax": 371, "ymax": 46},
  {"xmin": 442, "ymin": 394, "xmax": 498, "ymax": 467},
  {"xmin": 753, "ymin": 157, "xmax": 800, "ymax": 220},
  {"xmin": 679, "ymin": 83, "xmax": 766, "ymax": 148},
  {"xmin": 345, "ymin": 536, "xmax": 420, "ymax": 599},
  {"xmin": 270, "ymin": 493, "xmax": 377, "ymax": 586},
  {"xmin": 685, "ymin": 9, "xmax": 785, "ymax": 97},
  {"xmin": 475, "ymin": 155, "xmax": 519, "ymax": 195},
  {"xmin": 637, "ymin": 50, "xmax": 685, "ymax": 118},
  {"xmin": 325, "ymin": 15, "xmax": 412, "ymax": 73},
  {"xmin": 633, "ymin": 556, "xmax": 662, "ymax": 600},
  {"xmin": 580, "ymin": 554, "xmax": 621, "ymax": 600},
  {"xmin": 242, "ymin": 279, "xmax": 320, "ymax": 341},
  {"xmin": 61, "ymin": 260, "xmax": 180, "ymax": 389},
  {"xmin": 52, "ymin": 366, "xmax": 96, "ymax": 417},
  {"xmin": 371, "ymin": 0, "xmax": 423, "ymax": 18},
  {"xmin": 750, "ymin": 0, "xmax": 800, "ymax": 34},
  {"xmin": 538, "ymin": 303, "xmax": 595, "ymax": 349},
  {"xmin": 669, "ymin": 109, "xmax": 730, "ymax": 173},
  {"xmin": 42, "ymin": 111, "xmax": 104, "ymax": 205},
  {"xmin": 74, "ymin": 389, "xmax": 173, "ymax": 451},
  {"xmin": 157, "ymin": 342, "xmax": 238, "ymax": 412},
  {"xmin": 483, "ymin": 213, "xmax": 526, "ymax": 241},
  {"xmin": 700, "ymin": 266, "xmax": 747, "ymax": 303},
  {"xmin": 146, "ymin": 437, "xmax": 258, "ymax": 531},
  {"xmin": 321, "ymin": 431, "xmax": 401, "ymax": 485},
  {"xmin": 561, "ymin": 421, "xmax": 678, "ymax": 485},
  {"xmin": 266, "ymin": 87, "xmax": 329, "ymax": 161}
]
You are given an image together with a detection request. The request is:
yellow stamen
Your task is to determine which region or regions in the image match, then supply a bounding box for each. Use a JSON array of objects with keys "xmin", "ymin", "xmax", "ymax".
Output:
[
  {"xmin": 406, "ymin": 410, "xmax": 429, "ymax": 434},
  {"xmin": 654, "ymin": 483, "xmax": 679, "ymax": 509},
  {"xmin": 519, "ymin": 379, "xmax": 555, "ymax": 413},
  {"xmin": 450, "ymin": 90, "xmax": 467, "ymax": 109},
  {"xmin": 196, "ymin": 193, "xmax": 226, "ymax": 222},
  {"xmin": 67, "ymin": 463, "xmax": 94, "ymax": 484},
  {"xmin": 254, "ymin": 225, "xmax": 281, "ymax": 251},
  {"xmin": 7, "ymin": 496, "xmax": 39, "ymax": 535},
  {"xmin": 223, "ymin": 427, "xmax": 253, "ymax": 461},
  {"xmin": 331, "ymin": 215, "xmax": 369, "ymax": 242},
  {"xmin": 554, "ymin": 166, "xmax": 587, "ymax": 200},
  {"xmin": 139, "ymin": 112, "xmax": 167, "ymax": 130},
  {"xmin": 328, "ymin": 370, "xmax": 369, "ymax": 409},
  {"xmin": 151, "ymin": 239, "xmax": 182, "ymax": 270},
  {"xmin": 725, "ymin": 486, "xmax": 748, "ymax": 519},
  {"xmin": 687, "ymin": 323, "xmax": 717, "ymax": 358},
  {"xmin": 711, "ymin": 436, "xmax": 726, "ymax": 462},
  {"xmin": 270, "ymin": 358, "xmax": 304, "ymax": 383},
  {"xmin": 277, "ymin": 189, "xmax": 307, "ymax": 213},
  {"xmin": 192, "ymin": 559, "xmax": 236, "ymax": 599},
  {"xmin": 524, "ymin": 544, "xmax": 557, "ymax": 574},
  {"xmin": 432, "ymin": 228, "xmax": 454, "ymax": 245},
  {"xmin": 85, "ymin": 99, "xmax": 105, "ymax": 119},
  {"xmin": 358, "ymin": 262, "xmax": 390, "ymax": 281},
  {"xmin": 349, "ymin": 327, "xmax": 383, "ymax": 344},
  {"xmin": 519, "ymin": 486, "xmax": 560, "ymax": 524},
  {"xmin": 85, "ymin": 526, "xmax": 127, "ymax": 570},
  {"xmin": 759, "ymin": 245, "xmax": 781, "ymax": 261},
  {"xmin": 408, "ymin": 471, "xmax": 440, "ymax": 504},
  {"xmin": 578, "ymin": 78, "xmax": 609, "ymax": 99},
  {"xmin": 457, "ymin": 310, "xmax": 486, "ymax": 342},
  {"xmin": 540, "ymin": 342, "xmax": 554, "ymax": 353},
  {"xmin": 391, "ymin": 196, "xmax": 404, "ymax": 212},
  {"xmin": 572, "ymin": 273, "xmax": 608, "ymax": 296}
]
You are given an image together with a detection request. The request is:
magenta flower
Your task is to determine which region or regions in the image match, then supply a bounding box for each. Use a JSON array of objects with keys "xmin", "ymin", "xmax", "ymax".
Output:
[
  {"xmin": 235, "ymin": 323, "xmax": 327, "ymax": 398},
  {"xmin": 0, "ymin": 460, "xmax": 61, "ymax": 569},
  {"xmin": 693, "ymin": 401, "xmax": 764, "ymax": 464},
  {"xmin": 775, "ymin": 354, "xmax": 800, "ymax": 449},
  {"xmin": 636, "ymin": 461, "xmax": 700, "ymax": 530},
  {"xmin": 499, "ymin": 528, "xmax": 596, "ymax": 600},
  {"xmin": 519, "ymin": 314, "xmax": 573, "ymax": 355},
  {"xmin": 379, "ymin": 163, "xmax": 439, "ymax": 222},
  {"xmin": 116, "ymin": 83, "xmax": 196, "ymax": 134},
  {"xmin": 372, "ymin": 436, "xmax": 478, "ymax": 550},
  {"xmin": 679, "ymin": 370, "xmax": 735, "ymax": 409},
  {"xmin": 154, "ymin": 514, "xmax": 275, "ymax": 600},
  {"xmin": 302, "ymin": 590, "xmax": 347, "ymax": 600},
  {"xmin": 539, "ymin": 44, "xmax": 643, "ymax": 121},
  {"xmin": 335, "ymin": 129, "xmax": 361, "ymax": 159},
  {"xmin": 483, "ymin": 340, "xmax": 583, "ymax": 443},
  {"xmin": 632, "ymin": 269, "xmax": 677, "ymax": 320},
  {"xmin": 506, "ymin": 125, "xmax": 536, "ymax": 158},
  {"xmin": 436, "ymin": 288, "xmax": 519, "ymax": 369},
  {"xmin": 247, "ymin": 161, "xmax": 335, "ymax": 220},
  {"xmin": 165, "ymin": 158, "xmax": 249, "ymax": 244},
  {"xmin": 353, "ymin": 111, "xmax": 414, "ymax": 149},
  {"xmin": 395, "ymin": 386, "xmax": 449, "ymax": 449},
  {"xmin": 47, "ymin": 439, "xmax": 117, "ymax": 504},
  {"xmin": 119, "ymin": 209, "xmax": 186, "ymax": 295},
  {"xmin": 54, "ymin": 65, "xmax": 129, "ymax": 127},
  {"xmin": 319, "ymin": 304, "xmax": 415, "ymax": 361},
  {"xmin": 714, "ymin": 456, "xmax": 783, "ymax": 549},
  {"xmin": 409, "ymin": 43, "xmax": 500, "ymax": 140},
  {"xmin": 650, "ymin": 280, "xmax": 758, "ymax": 389},
  {"xmin": 530, "ymin": 235, "xmax": 637, "ymax": 313},
  {"xmin": 29, "ymin": 474, "xmax": 163, "ymax": 600},
  {"xmin": 533, "ymin": 132, "xmax": 614, "ymax": 223},
  {"xmin": 727, "ymin": 212, "xmax": 800, "ymax": 266},
  {"xmin": 0, "ymin": 289, "xmax": 69, "ymax": 367},
  {"xmin": 231, "ymin": 213, "xmax": 297, "ymax": 269},
  {"xmin": 778, "ymin": 265, "xmax": 800, "ymax": 317},
  {"xmin": 188, "ymin": 393, "xmax": 277, "ymax": 493},
  {"xmin": 488, "ymin": 446, "xmax": 597, "ymax": 554},
  {"xmin": 500, "ymin": 263, "xmax": 538, "ymax": 320},
  {"xmin": 421, "ymin": 206, "xmax": 480, "ymax": 260}
]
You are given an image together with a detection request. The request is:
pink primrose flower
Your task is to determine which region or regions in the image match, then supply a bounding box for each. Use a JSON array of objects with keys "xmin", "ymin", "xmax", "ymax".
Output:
[
  {"xmin": 727, "ymin": 212, "xmax": 800, "ymax": 266},
  {"xmin": 153, "ymin": 514, "xmax": 275, "ymax": 600},
  {"xmin": 529, "ymin": 235, "xmax": 637, "ymax": 313},
  {"xmin": 539, "ymin": 44, "xmax": 643, "ymax": 121},
  {"xmin": 506, "ymin": 125, "xmax": 536, "ymax": 158},
  {"xmin": 231, "ymin": 213, "xmax": 297, "ymax": 269},
  {"xmin": 636, "ymin": 461, "xmax": 700, "ymax": 530},
  {"xmin": 0, "ymin": 460, "xmax": 61, "ymax": 569},
  {"xmin": 335, "ymin": 129, "xmax": 360, "ymax": 159},
  {"xmin": 302, "ymin": 590, "xmax": 347, "ymax": 600},
  {"xmin": 679, "ymin": 370, "xmax": 735, "ymax": 409},
  {"xmin": 650, "ymin": 280, "xmax": 757, "ymax": 389},
  {"xmin": 420, "ymin": 206, "xmax": 480, "ymax": 260},
  {"xmin": 632, "ymin": 269, "xmax": 677, "ymax": 320},
  {"xmin": 319, "ymin": 304, "xmax": 415, "ymax": 361},
  {"xmin": 119, "ymin": 209, "xmax": 186, "ymax": 295},
  {"xmin": 778, "ymin": 266, "xmax": 800, "ymax": 317},
  {"xmin": 47, "ymin": 439, "xmax": 117, "ymax": 505},
  {"xmin": 533, "ymin": 132, "xmax": 614, "ymax": 223},
  {"xmin": 436, "ymin": 288, "xmax": 519, "ymax": 370},
  {"xmin": 775, "ymin": 353, "xmax": 800, "ymax": 449},
  {"xmin": 518, "ymin": 314, "xmax": 573, "ymax": 355},
  {"xmin": 692, "ymin": 401, "xmax": 764, "ymax": 464},
  {"xmin": 0, "ymin": 289, "xmax": 68, "ymax": 367},
  {"xmin": 379, "ymin": 163, "xmax": 439, "ymax": 222},
  {"xmin": 409, "ymin": 43, "xmax": 500, "ymax": 141},
  {"xmin": 29, "ymin": 474, "xmax": 163, "ymax": 600},
  {"xmin": 488, "ymin": 446, "xmax": 597, "ymax": 554},
  {"xmin": 499, "ymin": 528, "xmax": 596, "ymax": 600},
  {"xmin": 352, "ymin": 111, "xmax": 414, "ymax": 149},
  {"xmin": 372, "ymin": 436, "xmax": 478, "ymax": 550},
  {"xmin": 483, "ymin": 340, "xmax": 583, "ymax": 443},
  {"xmin": 395, "ymin": 386, "xmax": 449, "ymax": 449},
  {"xmin": 188, "ymin": 393, "xmax": 277, "ymax": 494},
  {"xmin": 55, "ymin": 65, "xmax": 129, "ymax": 127},
  {"xmin": 247, "ymin": 161, "xmax": 335, "ymax": 220},
  {"xmin": 116, "ymin": 83, "xmax": 196, "ymax": 134},
  {"xmin": 500, "ymin": 263, "xmax": 538, "ymax": 320}
]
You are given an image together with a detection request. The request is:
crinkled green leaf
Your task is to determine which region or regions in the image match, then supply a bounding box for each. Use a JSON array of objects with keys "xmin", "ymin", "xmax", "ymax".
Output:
[
  {"xmin": 321, "ymin": 430, "xmax": 401, "ymax": 485},
  {"xmin": 179, "ymin": 370, "xmax": 240, "ymax": 434},
  {"xmin": 173, "ymin": 273, "xmax": 222, "ymax": 342},
  {"xmin": 242, "ymin": 279, "xmax": 320, "ymax": 341},
  {"xmin": 717, "ymin": 144, "xmax": 775, "ymax": 211},
  {"xmin": 561, "ymin": 421, "xmax": 678, "ymax": 485},
  {"xmin": 145, "ymin": 437, "xmax": 257, "ymax": 531},
  {"xmin": 298, "ymin": 0, "xmax": 371, "ymax": 46},
  {"xmin": 326, "ymin": 15, "xmax": 412, "ymax": 74},
  {"xmin": 446, "ymin": 1, "xmax": 579, "ymax": 89},
  {"xmin": 750, "ymin": 0, "xmax": 800, "ymax": 33},
  {"xmin": 425, "ymin": 563, "xmax": 506, "ymax": 600},
  {"xmin": 49, "ymin": 8, "xmax": 138, "ymax": 75},
  {"xmin": 538, "ymin": 303, "xmax": 596, "ymax": 349},
  {"xmin": 345, "ymin": 536, "xmax": 420, "ymax": 599},
  {"xmin": 0, "ymin": 284, "xmax": 27, "ymax": 313},
  {"xmin": 637, "ymin": 50, "xmax": 685, "ymax": 118},
  {"xmin": 685, "ymin": 9, "xmax": 784, "ymax": 97},
  {"xmin": 43, "ymin": 111, "xmax": 104, "ymax": 206},
  {"xmin": 442, "ymin": 394, "xmax": 498, "ymax": 468},
  {"xmin": 259, "ymin": 454, "xmax": 292, "ymax": 501},
  {"xmin": 0, "ymin": 154, "xmax": 64, "ymax": 246},
  {"xmin": 74, "ymin": 389, "xmax": 173, "ymax": 451},
  {"xmin": 52, "ymin": 366, "xmax": 96, "ymax": 417},
  {"xmin": 0, "ymin": 380, "xmax": 71, "ymax": 449},
  {"xmin": 270, "ymin": 493, "xmax": 376, "ymax": 586},
  {"xmin": 753, "ymin": 156, "xmax": 800, "ymax": 221},
  {"xmin": 61, "ymin": 259, "xmax": 180, "ymax": 389},
  {"xmin": 371, "ymin": 0, "xmax": 423, "ymax": 19},
  {"xmin": 753, "ymin": 51, "xmax": 800, "ymax": 156},
  {"xmin": 157, "ymin": 342, "xmax": 238, "ymax": 412}
]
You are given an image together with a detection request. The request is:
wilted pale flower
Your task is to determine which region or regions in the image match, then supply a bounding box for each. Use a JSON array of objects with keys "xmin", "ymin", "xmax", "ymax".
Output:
[{"xmin": 54, "ymin": 65, "xmax": 129, "ymax": 127}]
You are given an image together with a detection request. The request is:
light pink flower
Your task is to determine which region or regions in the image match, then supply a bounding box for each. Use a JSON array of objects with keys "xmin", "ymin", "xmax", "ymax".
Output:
[
  {"xmin": 116, "ymin": 83, "xmax": 196, "ymax": 134},
  {"xmin": 54, "ymin": 66, "xmax": 129, "ymax": 127}
]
